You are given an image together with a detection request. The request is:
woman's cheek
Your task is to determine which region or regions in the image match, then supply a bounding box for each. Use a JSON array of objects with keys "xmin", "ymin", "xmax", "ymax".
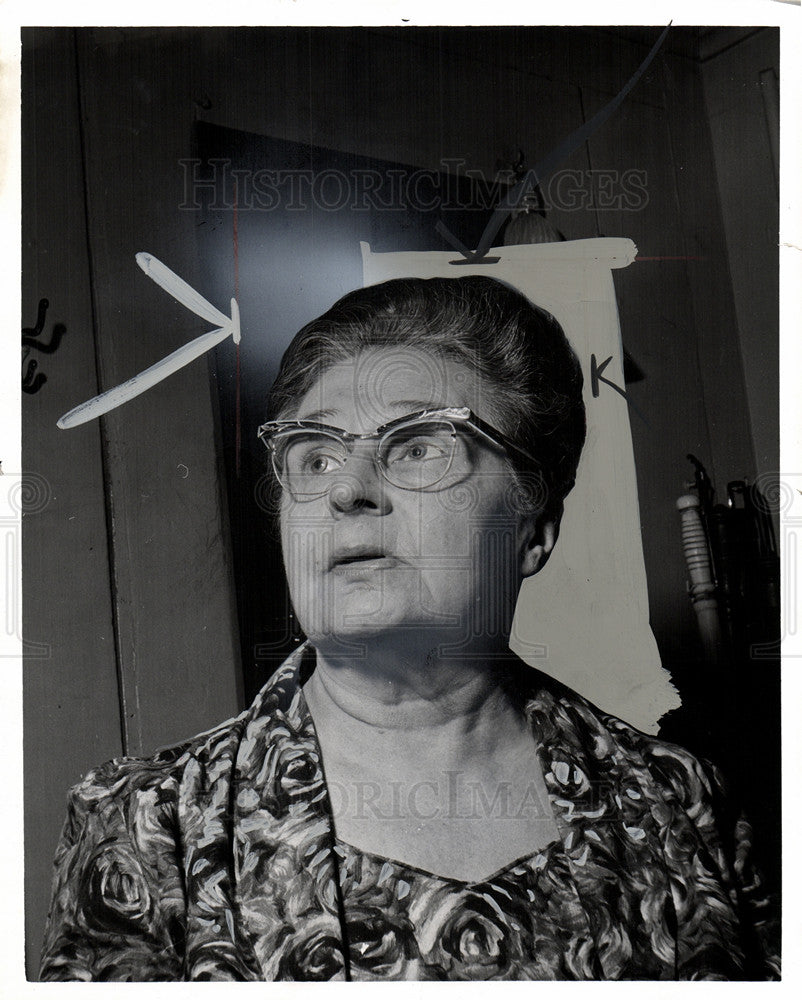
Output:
[{"xmin": 281, "ymin": 517, "xmax": 327, "ymax": 631}]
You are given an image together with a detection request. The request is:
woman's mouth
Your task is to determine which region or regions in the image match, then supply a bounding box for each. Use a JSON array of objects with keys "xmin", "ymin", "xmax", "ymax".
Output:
[{"xmin": 328, "ymin": 546, "xmax": 398, "ymax": 572}]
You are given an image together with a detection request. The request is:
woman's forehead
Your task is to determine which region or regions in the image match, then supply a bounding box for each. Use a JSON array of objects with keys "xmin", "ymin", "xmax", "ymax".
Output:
[{"xmin": 293, "ymin": 348, "xmax": 490, "ymax": 428}]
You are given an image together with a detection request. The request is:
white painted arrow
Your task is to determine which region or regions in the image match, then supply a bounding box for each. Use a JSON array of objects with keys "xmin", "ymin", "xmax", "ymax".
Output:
[{"xmin": 58, "ymin": 254, "xmax": 241, "ymax": 430}]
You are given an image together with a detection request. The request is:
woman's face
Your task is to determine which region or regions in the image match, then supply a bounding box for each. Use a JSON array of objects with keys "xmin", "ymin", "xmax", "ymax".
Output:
[{"xmin": 279, "ymin": 347, "xmax": 549, "ymax": 656}]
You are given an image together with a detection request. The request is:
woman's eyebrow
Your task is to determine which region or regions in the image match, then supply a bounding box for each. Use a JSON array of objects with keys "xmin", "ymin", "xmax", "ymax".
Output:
[
  {"xmin": 295, "ymin": 401, "xmax": 447, "ymax": 425},
  {"xmin": 295, "ymin": 408, "xmax": 339, "ymax": 423},
  {"xmin": 388, "ymin": 399, "xmax": 445, "ymax": 413}
]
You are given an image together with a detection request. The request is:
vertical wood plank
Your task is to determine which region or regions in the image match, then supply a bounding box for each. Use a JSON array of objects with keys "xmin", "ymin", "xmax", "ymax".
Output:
[
  {"xmin": 661, "ymin": 51, "xmax": 760, "ymax": 483},
  {"xmin": 74, "ymin": 27, "xmax": 243, "ymax": 757},
  {"xmin": 21, "ymin": 28, "xmax": 122, "ymax": 977},
  {"xmin": 701, "ymin": 28, "xmax": 779, "ymax": 479}
]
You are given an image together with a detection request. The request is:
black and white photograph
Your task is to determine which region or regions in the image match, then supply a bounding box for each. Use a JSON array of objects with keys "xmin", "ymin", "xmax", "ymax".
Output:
[{"xmin": 3, "ymin": 0, "xmax": 799, "ymax": 985}]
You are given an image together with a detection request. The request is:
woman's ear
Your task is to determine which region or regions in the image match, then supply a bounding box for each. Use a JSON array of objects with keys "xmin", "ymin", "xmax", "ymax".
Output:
[{"xmin": 518, "ymin": 514, "xmax": 559, "ymax": 578}]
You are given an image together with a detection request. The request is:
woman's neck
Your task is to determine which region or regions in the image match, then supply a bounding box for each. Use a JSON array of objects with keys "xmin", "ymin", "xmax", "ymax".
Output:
[
  {"xmin": 301, "ymin": 641, "xmax": 558, "ymax": 882},
  {"xmin": 303, "ymin": 640, "xmax": 528, "ymax": 759}
]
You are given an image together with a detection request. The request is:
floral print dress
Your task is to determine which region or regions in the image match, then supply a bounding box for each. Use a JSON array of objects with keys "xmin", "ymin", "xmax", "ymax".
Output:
[
  {"xmin": 334, "ymin": 838, "xmax": 600, "ymax": 980},
  {"xmin": 39, "ymin": 645, "xmax": 780, "ymax": 981}
]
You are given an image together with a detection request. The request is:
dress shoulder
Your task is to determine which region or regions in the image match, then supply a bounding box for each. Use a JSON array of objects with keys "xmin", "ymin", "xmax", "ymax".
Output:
[
  {"xmin": 40, "ymin": 709, "xmax": 255, "ymax": 982},
  {"xmin": 522, "ymin": 664, "xmax": 780, "ymax": 979}
]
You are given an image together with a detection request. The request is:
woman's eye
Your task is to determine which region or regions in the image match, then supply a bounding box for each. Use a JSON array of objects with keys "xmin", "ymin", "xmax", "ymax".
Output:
[
  {"xmin": 299, "ymin": 448, "xmax": 344, "ymax": 475},
  {"xmin": 389, "ymin": 437, "xmax": 448, "ymax": 463},
  {"xmin": 406, "ymin": 442, "xmax": 432, "ymax": 460},
  {"xmin": 308, "ymin": 455, "xmax": 331, "ymax": 474}
]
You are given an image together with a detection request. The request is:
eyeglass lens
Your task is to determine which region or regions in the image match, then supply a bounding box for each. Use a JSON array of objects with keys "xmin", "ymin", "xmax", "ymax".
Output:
[{"xmin": 273, "ymin": 420, "xmax": 460, "ymax": 497}]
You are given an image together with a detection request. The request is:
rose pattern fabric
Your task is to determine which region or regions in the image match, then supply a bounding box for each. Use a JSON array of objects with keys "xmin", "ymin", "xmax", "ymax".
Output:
[
  {"xmin": 39, "ymin": 645, "xmax": 780, "ymax": 981},
  {"xmin": 335, "ymin": 839, "xmax": 593, "ymax": 980}
]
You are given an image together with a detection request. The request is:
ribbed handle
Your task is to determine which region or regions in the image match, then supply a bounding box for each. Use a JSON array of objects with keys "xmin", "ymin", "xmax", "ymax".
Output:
[{"xmin": 676, "ymin": 494, "xmax": 723, "ymax": 663}]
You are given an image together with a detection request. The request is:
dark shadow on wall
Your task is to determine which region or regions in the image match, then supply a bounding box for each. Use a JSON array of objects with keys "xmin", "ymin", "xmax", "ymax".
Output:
[{"xmin": 195, "ymin": 122, "xmax": 502, "ymax": 699}]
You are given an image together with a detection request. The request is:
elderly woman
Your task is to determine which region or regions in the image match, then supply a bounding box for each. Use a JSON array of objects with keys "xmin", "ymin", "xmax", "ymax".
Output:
[{"xmin": 40, "ymin": 276, "xmax": 778, "ymax": 981}]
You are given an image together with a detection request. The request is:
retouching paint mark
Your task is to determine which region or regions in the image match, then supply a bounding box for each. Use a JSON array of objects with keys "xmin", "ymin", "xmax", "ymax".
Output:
[
  {"xmin": 57, "ymin": 254, "xmax": 241, "ymax": 429},
  {"xmin": 437, "ymin": 23, "xmax": 672, "ymax": 263},
  {"xmin": 591, "ymin": 353, "xmax": 649, "ymax": 428}
]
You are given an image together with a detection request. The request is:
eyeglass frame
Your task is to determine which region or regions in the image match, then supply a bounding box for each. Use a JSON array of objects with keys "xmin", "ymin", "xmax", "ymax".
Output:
[{"xmin": 257, "ymin": 406, "xmax": 539, "ymax": 499}]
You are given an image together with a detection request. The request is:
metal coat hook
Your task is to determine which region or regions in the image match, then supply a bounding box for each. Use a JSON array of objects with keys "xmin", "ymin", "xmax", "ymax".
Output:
[{"xmin": 22, "ymin": 298, "xmax": 66, "ymax": 394}]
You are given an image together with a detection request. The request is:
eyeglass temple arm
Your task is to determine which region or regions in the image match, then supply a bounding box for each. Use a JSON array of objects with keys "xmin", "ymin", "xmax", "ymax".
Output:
[{"xmin": 461, "ymin": 412, "xmax": 539, "ymax": 468}]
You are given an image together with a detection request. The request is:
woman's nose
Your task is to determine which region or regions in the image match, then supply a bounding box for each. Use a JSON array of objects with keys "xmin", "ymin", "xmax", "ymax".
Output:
[{"xmin": 327, "ymin": 451, "xmax": 391, "ymax": 516}]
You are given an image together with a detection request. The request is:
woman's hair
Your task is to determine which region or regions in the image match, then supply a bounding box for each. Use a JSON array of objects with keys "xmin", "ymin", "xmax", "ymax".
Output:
[{"xmin": 267, "ymin": 276, "xmax": 586, "ymax": 521}]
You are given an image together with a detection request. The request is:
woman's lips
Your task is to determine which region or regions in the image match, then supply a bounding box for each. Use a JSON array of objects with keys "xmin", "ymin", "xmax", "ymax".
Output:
[
  {"xmin": 327, "ymin": 546, "xmax": 399, "ymax": 572},
  {"xmin": 331, "ymin": 556, "xmax": 399, "ymax": 574}
]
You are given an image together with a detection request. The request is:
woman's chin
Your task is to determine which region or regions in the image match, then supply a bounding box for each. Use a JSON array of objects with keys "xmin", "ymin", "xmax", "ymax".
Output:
[
  {"xmin": 306, "ymin": 617, "xmax": 418, "ymax": 647},
  {"xmin": 301, "ymin": 587, "xmax": 412, "ymax": 638},
  {"xmin": 293, "ymin": 581, "xmax": 478, "ymax": 652},
  {"xmin": 303, "ymin": 609, "xmax": 462, "ymax": 652}
]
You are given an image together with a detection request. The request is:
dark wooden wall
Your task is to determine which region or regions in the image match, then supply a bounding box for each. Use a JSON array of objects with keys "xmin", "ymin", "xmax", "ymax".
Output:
[
  {"xmin": 22, "ymin": 26, "xmax": 777, "ymax": 977},
  {"xmin": 701, "ymin": 28, "xmax": 779, "ymax": 480}
]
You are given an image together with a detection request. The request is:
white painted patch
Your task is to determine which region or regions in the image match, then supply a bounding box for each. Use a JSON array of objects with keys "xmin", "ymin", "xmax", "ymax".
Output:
[{"xmin": 362, "ymin": 239, "xmax": 680, "ymax": 733}]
